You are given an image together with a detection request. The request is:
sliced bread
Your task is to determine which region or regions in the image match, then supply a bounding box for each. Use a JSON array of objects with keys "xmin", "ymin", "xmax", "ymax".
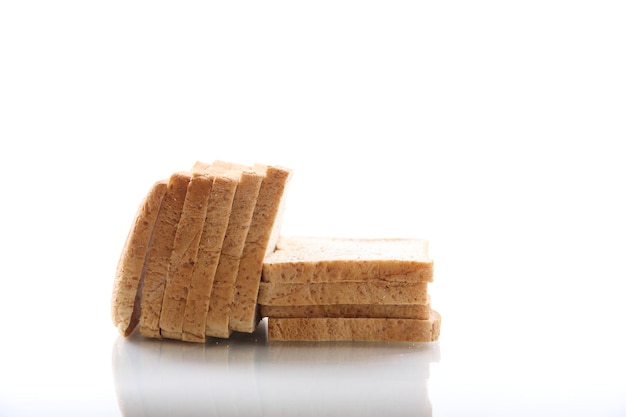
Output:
[
  {"xmin": 112, "ymin": 180, "xmax": 167, "ymax": 336},
  {"xmin": 259, "ymin": 302, "xmax": 431, "ymax": 320},
  {"xmin": 228, "ymin": 164, "xmax": 292, "ymax": 333},
  {"xmin": 158, "ymin": 172, "xmax": 214, "ymax": 340},
  {"xmin": 267, "ymin": 310, "xmax": 441, "ymax": 342},
  {"xmin": 139, "ymin": 172, "xmax": 192, "ymax": 338},
  {"xmin": 257, "ymin": 281, "xmax": 429, "ymax": 306},
  {"xmin": 180, "ymin": 167, "xmax": 238, "ymax": 342},
  {"xmin": 263, "ymin": 237, "xmax": 433, "ymax": 283}
]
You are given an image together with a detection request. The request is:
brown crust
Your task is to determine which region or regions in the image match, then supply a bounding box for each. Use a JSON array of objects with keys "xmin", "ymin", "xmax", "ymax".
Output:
[
  {"xmin": 267, "ymin": 310, "xmax": 441, "ymax": 342},
  {"xmin": 139, "ymin": 172, "xmax": 192, "ymax": 338},
  {"xmin": 258, "ymin": 281, "xmax": 429, "ymax": 306},
  {"xmin": 111, "ymin": 180, "xmax": 167, "ymax": 336}
]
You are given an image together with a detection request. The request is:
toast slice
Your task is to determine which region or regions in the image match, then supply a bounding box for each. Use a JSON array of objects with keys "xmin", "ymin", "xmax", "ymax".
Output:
[
  {"xmin": 259, "ymin": 302, "xmax": 431, "ymax": 320},
  {"xmin": 263, "ymin": 237, "xmax": 433, "ymax": 283},
  {"xmin": 139, "ymin": 172, "xmax": 192, "ymax": 338},
  {"xmin": 227, "ymin": 164, "xmax": 292, "ymax": 333},
  {"xmin": 204, "ymin": 164, "xmax": 263, "ymax": 339},
  {"xmin": 257, "ymin": 281, "xmax": 429, "ymax": 306},
  {"xmin": 180, "ymin": 167, "xmax": 238, "ymax": 342},
  {"xmin": 267, "ymin": 310, "xmax": 441, "ymax": 342},
  {"xmin": 112, "ymin": 180, "xmax": 167, "ymax": 336},
  {"xmin": 158, "ymin": 172, "xmax": 215, "ymax": 340}
]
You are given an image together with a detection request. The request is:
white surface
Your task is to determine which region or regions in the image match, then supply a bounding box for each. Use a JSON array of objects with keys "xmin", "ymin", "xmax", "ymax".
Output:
[{"xmin": 1, "ymin": 1, "xmax": 626, "ymax": 416}]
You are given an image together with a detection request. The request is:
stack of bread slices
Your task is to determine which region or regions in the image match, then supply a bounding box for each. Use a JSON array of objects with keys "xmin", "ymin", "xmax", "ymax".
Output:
[{"xmin": 112, "ymin": 160, "xmax": 440, "ymax": 343}]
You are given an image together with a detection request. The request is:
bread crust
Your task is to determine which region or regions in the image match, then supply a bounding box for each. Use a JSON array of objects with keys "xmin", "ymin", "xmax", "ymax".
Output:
[
  {"xmin": 268, "ymin": 310, "xmax": 441, "ymax": 342},
  {"xmin": 258, "ymin": 281, "xmax": 428, "ymax": 306},
  {"xmin": 111, "ymin": 180, "xmax": 167, "ymax": 336},
  {"xmin": 139, "ymin": 172, "xmax": 192, "ymax": 338},
  {"xmin": 229, "ymin": 165, "xmax": 292, "ymax": 333}
]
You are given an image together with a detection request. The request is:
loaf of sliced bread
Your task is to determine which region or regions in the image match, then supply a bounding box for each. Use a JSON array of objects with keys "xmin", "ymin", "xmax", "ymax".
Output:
[
  {"xmin": 267, "ymin": 310, "xmax": 440, "ymax": 342},
  {"xmin": 257, "ymin": 281, "xmax": 429, "ymax": 306},
  {"xmin": 112, "ymin": 180, "xmax": 167, "ymax": 336},
  {"xmin": 262, "ymin": 237, "xmax": 433, "ymax": 283}
]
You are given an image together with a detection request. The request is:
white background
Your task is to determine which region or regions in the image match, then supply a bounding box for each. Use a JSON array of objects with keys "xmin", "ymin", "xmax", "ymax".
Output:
[{"xmin": 1, "ymin": 1, "xmax": 625, "ymax": 416}]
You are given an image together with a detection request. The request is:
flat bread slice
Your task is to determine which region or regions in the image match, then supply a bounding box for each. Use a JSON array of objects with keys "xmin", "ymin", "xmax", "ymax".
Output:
[
  {"xmin": 263, "ymin": 237, "xmax": 433, "ymax": 283},
  {"xmin": 228, "ymin": 164, "xmax": 292, "ymax": 333},
  {"xmin": 259, "ymin": 302, "xmax": 431, "ymax": 320},
  {"xmin": 112, "ymin": 180, "xmax": 167, "ymax": 336},
  {"xmin": 139, "ymin": 172, "xmax": 192, "ymax": 338},
  {"xmin": 257, "ymin": 281, "xmax": 429, "ymax": 306},
  {"xmin": 267, "ymin": 310, "xmax": 441, "ymax": 342},
  {"xmin": 180, "ymin": 167, "xmax": 238, "ymax": 342},
  {"xmin": 204, "ymin": 164, "xmax": 263, "ymax": 339},
  {"xmin": 159, "ymin": 172, "xmax": 214, "ymax": 340}
]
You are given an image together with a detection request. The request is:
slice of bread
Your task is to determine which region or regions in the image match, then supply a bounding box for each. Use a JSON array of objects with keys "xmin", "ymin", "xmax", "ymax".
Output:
[
  {"xmin": 112, "ymin": 180, "xmax": 167, "ymax": 336},
  {"xmin": 257, "ymin": 281, "xmax": 429, "ymax": 306},
  {"xmin": 259, "ymin": 302, "xmax": 431, "ymax": 320},
  {"xmin": 180, "ymin": 168, "xmax": 238, "ymax": 342},
  {"xmin": 228, "ymin": 164, "xmax": 292, "ymax": 333},
  {"xmin": 263, "ymin": 237, "xmax": 433, "ymax": 283},
  {"xmin": 158, "ymin": 172, "xmax": 214, "ymax": 340},
  {"xmin": 267, "ymin": 310, "xmax": 441, "ymax": 342},
  {"xmin": 139, "ymin": 172, "xmax": 192, "ymax": 338},
  {"xmin": 204, "ymin": 165, "xmax": 263, "ymax": 339}
]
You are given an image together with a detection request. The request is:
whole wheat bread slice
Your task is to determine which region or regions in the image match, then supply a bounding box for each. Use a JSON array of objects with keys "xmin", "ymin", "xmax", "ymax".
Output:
[
  {"xmin": 180, "ymin": 166, "xmax": 238, "ymax": 342},
  {"xmin": 258, "ymin": 281, "xmax": 429, "ymax": 306},
  {"xmin": 112, "ymin": 180, "xmax": 167, "ymax": 336},
  {"xmin": 263, "ymin": 237, "xmax": 433, "ymax": 283},
  {"xmin": 268, "ymin": 310, "xmax": 441, "ymax": 342},
  {"xmin": 259, "ymin": 302, "xmax": 431, "ymax": 320},
  {"xmin": 204, "ymin": 164, "xmax": 263, "ymax": 339},
  {"xmin": 158, "ymin": 172, "xmax": 215, "ymax": 340},
  {"xmin": 227, "ymin": 163, "xmax": 292, "ymax": 333},
  {"xmin": 139, "ymin": 172, "xmax": 192, "ymax": 338}
]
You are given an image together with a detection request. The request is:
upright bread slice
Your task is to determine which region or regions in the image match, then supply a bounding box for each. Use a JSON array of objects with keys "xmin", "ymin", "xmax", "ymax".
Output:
[
  {"xmin": 263, "ymin": 237, "xmax": 433, "ymax": 283},
  {"xmin": 228, "ymin": 164, "xmax": 292, "ymax": 333},
  {"xmin": 204, "ymin": 165, "xmax": 263, "ymax": 339},
  {"xmin": 259, "ymin": 302, "xmax": 431, "ymax": 320},
  {"xmin": 112, "ymin": 180, "xmax": 167, "ymax": 336},
  {"xmin": 258, "ymin": 281, "xmax": 429, "ymax": 306},
  {"xmin": 268, "ymin": 310, "xmax": 441, "ymax": 342},
  {"xmin": 180, "ymin": 167, "xmax": 238, "ymax": 342},
  {"xmin": 158, "ymin": 172, "xmax": 214, "ymax": 340},
  {"xmin": 139, "ymin": 172, "xmax": 192, "ymax": 338}
]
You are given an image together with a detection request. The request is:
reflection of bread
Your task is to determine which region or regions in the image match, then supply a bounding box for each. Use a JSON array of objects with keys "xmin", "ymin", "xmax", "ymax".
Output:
[
  {"xmin": 229, "ymin": 165, "xmax": 292, "ymax": 333},
  {"xmin": 263, "ymin": 237, "xmax": 433, "ymax": 283},
  {"xmin": 259, "ymin": 302, "xmax": 431, "ymax": 319},
  {"xmin": 112, "ymin": 180, "xmax": 167, "ymax": 336},
  {"xmin": 268, "ymin": 310, "xmax": 441, "ymax": 342}
]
